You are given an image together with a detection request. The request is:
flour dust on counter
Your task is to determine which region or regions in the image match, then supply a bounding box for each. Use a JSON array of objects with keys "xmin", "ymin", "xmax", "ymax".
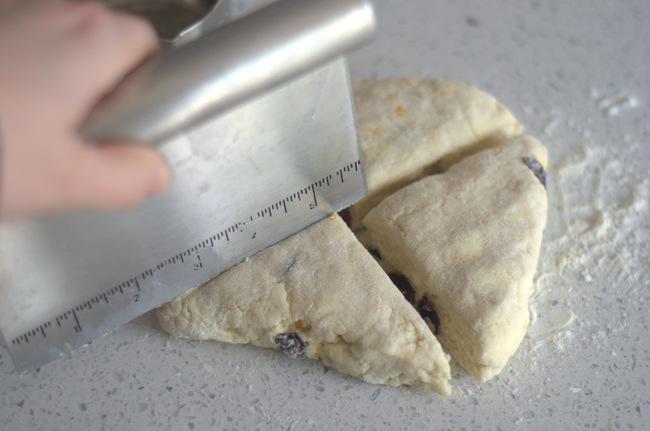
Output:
[
  {"xmin": 589, "ymin": 87, "xmax": 641, "ymax": 119},
  {"xmin": 520, "ymin": 137, "xmax": 649, "ymax": 367}
]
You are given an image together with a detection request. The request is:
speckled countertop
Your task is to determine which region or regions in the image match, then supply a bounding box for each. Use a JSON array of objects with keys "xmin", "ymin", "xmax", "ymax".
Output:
[{"xmin": 2, "ymin": 1, "xmax": 649, "ymax": 429}]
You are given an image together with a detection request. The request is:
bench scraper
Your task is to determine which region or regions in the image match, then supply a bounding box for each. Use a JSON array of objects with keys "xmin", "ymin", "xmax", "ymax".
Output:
[{"xmin": 0, "ymin": 0, "xmax": 375, "ymax": 371}]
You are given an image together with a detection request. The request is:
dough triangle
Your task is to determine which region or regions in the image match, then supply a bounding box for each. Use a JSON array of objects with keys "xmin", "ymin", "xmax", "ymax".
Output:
[
  {"xmin": 157, "ymin": 215, "xmax": 451, "ymax": 394},
  {"xmin": 363, "ymin": 135, "xmax": 548, "ymax": 381}
]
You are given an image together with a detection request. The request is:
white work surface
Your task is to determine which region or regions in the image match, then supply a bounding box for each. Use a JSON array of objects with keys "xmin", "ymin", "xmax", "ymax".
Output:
[{"xmin": 2, "ymin": 0, "xmax": 648, "ymax": 429}]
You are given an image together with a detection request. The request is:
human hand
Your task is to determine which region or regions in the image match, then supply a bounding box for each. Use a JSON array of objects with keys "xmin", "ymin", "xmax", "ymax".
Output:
[{"xmin": 0, "ymin": 0, "xmax": 172, "ymax": 221}]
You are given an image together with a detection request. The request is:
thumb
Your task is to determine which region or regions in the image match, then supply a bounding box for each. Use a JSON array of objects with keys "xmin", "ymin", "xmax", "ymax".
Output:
[{"xmin": 71, "ymin": 141, "xmax": 172, "ymax": 210}]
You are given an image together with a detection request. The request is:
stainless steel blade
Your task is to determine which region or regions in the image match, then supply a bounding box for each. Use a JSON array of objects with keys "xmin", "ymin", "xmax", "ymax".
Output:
[{"xmin": 0, "ymin": 58, "xmax": 366, "ymax": 371}]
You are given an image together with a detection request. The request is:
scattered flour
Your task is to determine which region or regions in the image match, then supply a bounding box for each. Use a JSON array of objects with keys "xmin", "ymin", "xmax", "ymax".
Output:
[
  {"xmin": 525, "ymin": 141, "xmax": 649, "ymax": 351},
  {"xmin": 589, "ymin": 87, "xmax": 641, "ymax": 117}
]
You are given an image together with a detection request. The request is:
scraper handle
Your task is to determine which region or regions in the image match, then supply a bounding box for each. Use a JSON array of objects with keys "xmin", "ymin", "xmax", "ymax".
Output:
[{"xmin": 81, "ymin": 0, "xmax": 376, "ymax": 145}]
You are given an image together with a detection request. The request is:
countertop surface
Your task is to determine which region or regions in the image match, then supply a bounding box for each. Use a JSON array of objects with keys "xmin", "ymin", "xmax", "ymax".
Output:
[{"xmin": 2, "ymin": 0, "xmax": 649, "ymax": 429}]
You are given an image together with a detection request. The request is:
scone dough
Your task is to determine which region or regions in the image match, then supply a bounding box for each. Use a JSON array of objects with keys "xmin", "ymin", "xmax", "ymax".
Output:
[
  {"xmin": 157, "ymin": 215, "xmax": 451, "ymax": 395},
  {"xmin": 347, "ymin": 78, "xmax": 523, "ymax": 229},
  {"xmin": 363, "ymin": 136, "xmax": 548, "ymax": 382}
]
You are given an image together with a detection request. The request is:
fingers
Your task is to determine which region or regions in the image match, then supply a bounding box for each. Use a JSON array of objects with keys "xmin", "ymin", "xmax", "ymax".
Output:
[
  {"xmin": 0, "ymin": 138, "xmax": 172, "ymax": 221},
  {"xmin": 0, "ymin": 1, "xmax": 171, "ymax": 221},
  {"xmin": 65, "ymin": 141, "xmax": 172, "ymax": 211},
  {"xmin": 0, "ymin": 0, "xmax": 160, "ymax": 126},
  {"xmin": 56, "ymin": 3, "xmax": 167, "ymax": 211},
  {"xmin": 57, "ymin": 1, "xmax": 160, "ymax": 122}
]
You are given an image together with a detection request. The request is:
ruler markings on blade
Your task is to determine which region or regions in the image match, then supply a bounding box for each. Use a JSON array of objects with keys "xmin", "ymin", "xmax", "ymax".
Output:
[{"xmin": 8, "ymin": 160, "xmax": 361, "ymax": 354}]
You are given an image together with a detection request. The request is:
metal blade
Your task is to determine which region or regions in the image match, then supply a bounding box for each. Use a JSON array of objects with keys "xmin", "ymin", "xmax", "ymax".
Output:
[{"xmin": 0, "ymin": 58, "xmax": 366, "ymax": 371}]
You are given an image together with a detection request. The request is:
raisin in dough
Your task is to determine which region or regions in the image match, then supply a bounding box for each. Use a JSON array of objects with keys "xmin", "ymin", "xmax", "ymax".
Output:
[
  {"xmin": 363, "ymin": 135, "xmax": 548, "ymax": 382},
  {"xmin": 157, "ymin": 215, "xmax": 451, "ymax": 394},
  {"xmin": 346, "ymin": 78, "xmax": 523, "ymax": 230}
]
